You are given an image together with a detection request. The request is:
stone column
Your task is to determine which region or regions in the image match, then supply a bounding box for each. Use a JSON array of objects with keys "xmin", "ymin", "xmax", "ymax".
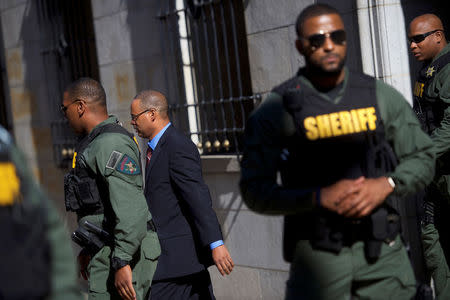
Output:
[{"xmin": 357, "ymin": 0, "xmax": 413, "ymax": 104}]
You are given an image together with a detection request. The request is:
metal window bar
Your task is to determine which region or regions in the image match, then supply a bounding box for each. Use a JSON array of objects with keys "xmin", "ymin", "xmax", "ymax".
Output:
[
  {"xmin": 37, "ymin": 0, "xmax": 99, "ymax": 168},
  {"xmin": 158, "ymin": 0, "xmax": 261, "ymax": 156}
]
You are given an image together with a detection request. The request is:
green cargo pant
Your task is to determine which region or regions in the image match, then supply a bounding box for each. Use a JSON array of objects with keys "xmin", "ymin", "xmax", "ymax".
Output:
[
  {"xmin": 286, "ymin": 235, "xmax": 416, "ymax": 300},
  {"xmin": 87, "ymin": 230, "xmax": 160, "ymax": 300},
  {"xmin": 422, "ymin": 224, "xmax": 450, "ymax": 299}
]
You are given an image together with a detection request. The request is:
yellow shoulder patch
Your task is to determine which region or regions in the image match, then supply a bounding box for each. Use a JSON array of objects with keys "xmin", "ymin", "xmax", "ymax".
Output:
[{"xmin": 0, "ymin": 162, "xmax": 21, "ymax": 206}]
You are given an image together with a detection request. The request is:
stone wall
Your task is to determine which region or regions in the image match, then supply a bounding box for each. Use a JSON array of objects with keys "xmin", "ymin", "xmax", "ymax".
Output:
[
  {"xmin": 203, "ymin": 156, "xmax": 289, "ymax": 299},
  {"xmin": 0, "ymin": 0, "xmax": 69, "ymax": 216},
  {"xmin": 91, "ymin": 0, "xmax": 164, "ymax": 136}
]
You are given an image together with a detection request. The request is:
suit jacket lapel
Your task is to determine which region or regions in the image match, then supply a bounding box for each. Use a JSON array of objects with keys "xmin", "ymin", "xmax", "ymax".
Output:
[{"xmin": 145, "ymin": 125, "xmax": 172, "ymax": 184}]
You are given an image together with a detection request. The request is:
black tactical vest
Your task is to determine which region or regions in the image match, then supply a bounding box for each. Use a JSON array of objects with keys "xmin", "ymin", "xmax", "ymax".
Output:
[
  {"xmin": 274, "ymin": 71, "xmax": 399, "ymax": 261},
  {"xmin": 64, "ymin": 122, "xmax": 137, "ymax": 220},
  {"xmin": 0, "ymin": 129, "xmax": 50, "ymax": 300},
  {"xmin": 413, "ymin": 52, "xmax": 450, "ymax": 134}
]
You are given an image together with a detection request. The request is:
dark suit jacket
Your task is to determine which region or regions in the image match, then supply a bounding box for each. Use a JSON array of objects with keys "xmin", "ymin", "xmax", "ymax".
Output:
[{"xmin": 144, "ymin": 125, "xmax": 223, "ymax": 281}]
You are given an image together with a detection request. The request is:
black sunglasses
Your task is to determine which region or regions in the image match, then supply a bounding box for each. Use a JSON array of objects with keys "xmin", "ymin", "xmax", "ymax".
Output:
[
  {"xmin": 60, "ymin": 100, "xmax": 81, "ymax": 115},
  {"xmin": 408, "ymin": 29, "xmax": 442, "ymax": 44},
  {"xmin": 303, "ymin": 29, "xmax": 346, "ymax": 48}
]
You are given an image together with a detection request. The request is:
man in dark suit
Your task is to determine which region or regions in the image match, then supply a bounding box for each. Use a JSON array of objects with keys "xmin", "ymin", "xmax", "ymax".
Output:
[{"xmin": 130, "ymin": 90, "xmax": 234, "ymax": 299}]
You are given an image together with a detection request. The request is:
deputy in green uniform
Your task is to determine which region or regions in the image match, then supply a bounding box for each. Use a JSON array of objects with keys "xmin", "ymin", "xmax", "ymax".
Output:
[
  {"xmin": 62, "ymin": 78, "xmax": 160, "ymax": 300},
  {"xmin": 0, "ymin": 125, "xmax": 81, "ymax": 300},
  {"xmin": 409, "ymin": 14, "xmax": 450, "ymax": 298},
  {"xmin": 240, "ymin": 4, "xmax": 435, "ymax": 299}
]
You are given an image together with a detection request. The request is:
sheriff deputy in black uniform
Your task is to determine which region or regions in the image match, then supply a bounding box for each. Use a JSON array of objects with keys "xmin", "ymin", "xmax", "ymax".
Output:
[{"xmin": 240, "ymin": 4, "xmax": 436, "ymax": 299}]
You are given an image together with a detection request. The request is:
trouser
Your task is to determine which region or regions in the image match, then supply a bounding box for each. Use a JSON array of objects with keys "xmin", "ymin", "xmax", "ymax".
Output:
[
  {"xmin": 286, "ymin": 235, "xmax": 416, "ymax": 300},
  {"xmin": 426, "ymin": 185, "xmax": 450, "ymax": 264},
  {"xmin": 150, "ymin": 270, "xmax": 215, "ymax": 300},
  {"xmin": 87, "ymin": 231, "xmax": 160, "ymax": 300},
  {"xmin": 422, "ymin": 224, "xmax": 450, "ymax": 299}
]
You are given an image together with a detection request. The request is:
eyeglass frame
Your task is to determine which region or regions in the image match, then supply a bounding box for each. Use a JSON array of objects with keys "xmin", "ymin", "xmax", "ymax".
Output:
[
  {"xmin": 408, "ymin": 29, "xmax": 443, "ymax": 44},
  {"xmin": 300, "ymin": 29, "xmax": 347, "ymax": 49},
  {"xmin": 131, "ymin": 109, "xmax": 152, "ymax": 122},
  {"xmin": 60, "ymin": 99, "xmax": 82, "ymax": 116}
]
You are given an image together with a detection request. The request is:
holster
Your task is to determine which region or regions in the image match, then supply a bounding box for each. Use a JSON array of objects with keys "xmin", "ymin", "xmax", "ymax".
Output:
[
  {"xmin": 310, "ymin": 213, "xmax": 343, "ymax": 254},
  {"xmin": 72, "ymin": 226, "xmax": 105, "ymax": 254},
  {"xmin": 364, "ymin": 207, "xmax": 400, "ymax": 262},
  {"xmin": 71, "ymin": 221, "xmax": 112, "ymax": 255}
]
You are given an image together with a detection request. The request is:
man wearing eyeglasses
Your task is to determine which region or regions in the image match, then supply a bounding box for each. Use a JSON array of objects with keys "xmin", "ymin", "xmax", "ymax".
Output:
[
  {"xmin": 62, "ymin": 77, "xmax": 160, "ymax": 300},
  {"xmin": 409, "ymin": 14, "xmax": 450, "ymax": 298},
  {"xmin": 130, "ymin": 90, "xmax": 234, "ymax": 300},
  {"xmin": 240, "ymin": 4, "xmax": 435, "ymax": 299}
]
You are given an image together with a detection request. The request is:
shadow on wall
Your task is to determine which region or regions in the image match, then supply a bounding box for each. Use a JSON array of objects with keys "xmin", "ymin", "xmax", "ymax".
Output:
[{"xmin": 15, "ymin": 1, "xmax": 77, "ymax": 227}]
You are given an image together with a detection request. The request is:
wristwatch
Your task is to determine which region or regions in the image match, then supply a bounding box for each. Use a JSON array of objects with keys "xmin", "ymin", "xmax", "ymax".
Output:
[
  {"xmin": 387, "ymin": 177, "xmax": 396, "ymax": 190},
  {"xmin": 111, "ymin": 257, "xmax": 129, "ymax": 271}
]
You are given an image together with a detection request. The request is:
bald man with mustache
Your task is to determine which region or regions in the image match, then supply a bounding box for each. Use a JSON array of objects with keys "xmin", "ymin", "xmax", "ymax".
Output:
[{"xmin": 409, "ymin": 14, "xmax": 450, "ymax": 297}]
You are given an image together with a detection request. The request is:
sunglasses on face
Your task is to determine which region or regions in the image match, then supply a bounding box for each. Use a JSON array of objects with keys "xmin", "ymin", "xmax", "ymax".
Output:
[
  {"xmin": 408, "ymin": 29, "xmax": 442, "ymax": 44},
  {"xmin": 60, "ymin": 100, "xmax": 81, "ymax": 116},
  {"xmin": 303, "ymin": 29, "xmax": 347, "ymax": 48}
]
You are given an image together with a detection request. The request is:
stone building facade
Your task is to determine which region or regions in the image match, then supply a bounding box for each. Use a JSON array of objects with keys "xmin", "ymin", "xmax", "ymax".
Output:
[{"xmin": 0, "ymin": 0, "xmax": 448, "ymax": 299}]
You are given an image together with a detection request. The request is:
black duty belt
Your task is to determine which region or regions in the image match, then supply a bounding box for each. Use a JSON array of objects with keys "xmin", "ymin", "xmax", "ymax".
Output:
[{"xmin": 147, "ymin": 219, "xmax": 157, "ymax": 232}]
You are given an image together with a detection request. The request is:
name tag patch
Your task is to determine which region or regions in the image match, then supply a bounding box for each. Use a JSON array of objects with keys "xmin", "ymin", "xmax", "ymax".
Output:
[{"xmin": 106, "ymin": 151, "xmax": 123, "ymax": 169}]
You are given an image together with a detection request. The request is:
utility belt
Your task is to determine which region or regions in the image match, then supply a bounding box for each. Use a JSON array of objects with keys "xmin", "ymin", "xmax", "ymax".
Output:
[
  {"xmin": 72, "ymin": 219, "xmax": 157, "ymax": 256},
  {"xmin": 310, "ymin": 206, "xmax": 400, "ymax": 262}
]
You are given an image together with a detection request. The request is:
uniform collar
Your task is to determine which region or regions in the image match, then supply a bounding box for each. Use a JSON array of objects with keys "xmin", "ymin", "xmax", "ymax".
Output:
[{"xmin": 432, "ymin": 42, "xmax": 450, "ymax": 63}]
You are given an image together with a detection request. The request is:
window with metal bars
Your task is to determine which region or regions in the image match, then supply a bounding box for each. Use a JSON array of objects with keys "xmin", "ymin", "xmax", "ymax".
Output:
[
  {"xmin": 158, "ymin": 0, "xmax": 260, "ymax": 155},
  {"xmin": 37, "ymin": 0, "xmax": 99, "ymax": 168}
]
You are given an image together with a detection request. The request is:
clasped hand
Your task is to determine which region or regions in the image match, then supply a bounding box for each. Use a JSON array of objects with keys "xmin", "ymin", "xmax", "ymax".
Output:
[{"xmin": 320, "ymin": 176, "xmax": 394, "ymax": 218}]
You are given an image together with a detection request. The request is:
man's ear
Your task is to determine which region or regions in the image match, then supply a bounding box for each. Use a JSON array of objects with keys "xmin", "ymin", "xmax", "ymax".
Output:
[
  {"xmin": 150, "ymin": 108, "xmax": 156, "ymax": 121},
  {"xmin": 296, "ymin": 39, "xmax": 306, "ymax": 56},
  {"xmin": 435, "ymin": 30, "xmax": 445, "ymax": 43},
  {"xmin": 77, "ymin": 100, "xmax": 86, "ymax": 117}
]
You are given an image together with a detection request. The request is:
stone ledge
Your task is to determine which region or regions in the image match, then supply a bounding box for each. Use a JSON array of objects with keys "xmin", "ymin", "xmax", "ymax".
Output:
[{"xmin": 201, "ymin": 155, "xmax": 240, "ymax": 174}]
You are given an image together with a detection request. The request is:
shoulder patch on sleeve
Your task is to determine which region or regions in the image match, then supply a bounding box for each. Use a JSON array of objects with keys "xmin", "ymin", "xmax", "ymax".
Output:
[
  {"xmin": 116, "ymin": 154, "xmax": 141, "ymax": 175},
  {"xmin": 106, "ymin": 151, "xmax": 123, "ymax": 169}
]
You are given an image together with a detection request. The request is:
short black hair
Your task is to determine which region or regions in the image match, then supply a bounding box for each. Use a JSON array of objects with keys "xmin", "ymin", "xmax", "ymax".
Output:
[
  {"xmin": 65, "ymin": 77, "xmax": 106, "ymax": 106},
  {"xmin": 296, "ymin": 4, "xmax": 341, "ymax": 37}
]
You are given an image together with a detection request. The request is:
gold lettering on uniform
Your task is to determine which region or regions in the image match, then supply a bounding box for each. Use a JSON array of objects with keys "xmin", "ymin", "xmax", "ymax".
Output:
[
  {"xmin": 366, "ymin": 107, "xmax": 377, "ymax": 130},
  {"xmin": 339, "ymin": 111, "xmax": 354, "ymax": 134},
  {"xmin": 358, "ymin": 108, "xmax": 369, "ymax": 131},
  {"xmin": 413, "ymin": 82, "xmax": 425, "ymax": 98},
  {"xmin": 304, "ymin": 117, "xmax": 319, "ymax": 140},
  {"xmin": 72, "ymin": 152, "xmax": 77, "ymax": 169},
  {"xmin": 350, "ymin": 109, "xmax": 361, "ymax": 132},
  {"xmin": 329, "ymin": 112, "xmax": 342, "ymax": 136},
  {"xmin": 0, "ymin": 162, "xmax": 20, "ymax": 206},
  {"xmin": 316, "ymin": 114, "xmax": 332, "ymax": 138},
  {"xmin": 413, "ymin": 82, "xmax": 420, "ymax": 97},
  {"xmin": 303, "ymin": 107, "xmax": 378, "ymax": 140}
]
